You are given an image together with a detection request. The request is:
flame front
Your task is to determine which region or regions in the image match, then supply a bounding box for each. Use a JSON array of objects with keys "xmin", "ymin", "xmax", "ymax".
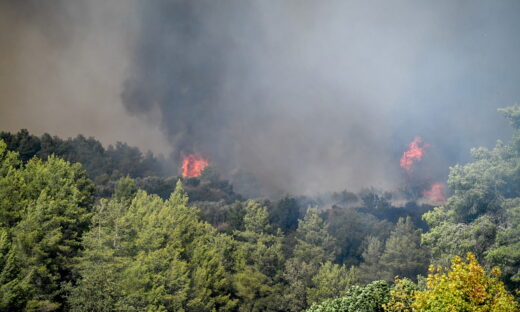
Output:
[
  {"xmin": 400, "ymin": 137, "xmax": 429, "ymax": 173},
  {"xmin": 422, "ymin": 183, "xmax": 446, "ymax": 202},
  {"xmin": 182, "ymin": 154, "xmax": 208, "ymax": 177}
]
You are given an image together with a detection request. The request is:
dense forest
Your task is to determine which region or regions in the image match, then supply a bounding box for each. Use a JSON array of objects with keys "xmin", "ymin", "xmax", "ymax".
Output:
[{"xmin": 1, "ymin": 106, "xmax": 519, "ymax": 311}]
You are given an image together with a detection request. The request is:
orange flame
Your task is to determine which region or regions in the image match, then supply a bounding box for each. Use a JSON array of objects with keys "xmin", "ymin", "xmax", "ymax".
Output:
[
  {"xmin": 400, "ymin": 137, "xmax": 429, "ymax": 173},
  {"xmin": 182, "ymin": 154, "xmax": 208, "ymax": 178},
  {"xmin": 422, "ymin": 183, "xmax": 446, "ymax": 202}
]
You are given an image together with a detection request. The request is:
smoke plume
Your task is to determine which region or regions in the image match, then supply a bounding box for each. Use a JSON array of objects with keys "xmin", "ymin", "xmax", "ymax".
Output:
[{"xmin": 2, "ymin": 1, "xmax": 520, "ymax": 195}]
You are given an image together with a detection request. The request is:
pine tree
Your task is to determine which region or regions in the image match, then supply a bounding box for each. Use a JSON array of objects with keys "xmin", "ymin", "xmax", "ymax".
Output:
[
  {"xmin": 233, "ymin": 201, "xmax": 285, "ymax": 311},
  {"xmin": 0, "ymin": 141, "xmax": 95, "ymax": 311},
  {"xmin": 69, "ymin": 180, "xmax": 236, "ymax": 312},
  {"xmin": 379, "ymin": 217, "xmax": 429, "ymax": 282},
  {"xmin": 284, "ymin": 208, "xmax": 337, "ymax": 311},
  {"xmin": 359, "ymin": 236, "xmax": 384, "ymax": 283},
  {"xmin": 307, "ymin": 261, "xmax": 358, "ymax": 304}
]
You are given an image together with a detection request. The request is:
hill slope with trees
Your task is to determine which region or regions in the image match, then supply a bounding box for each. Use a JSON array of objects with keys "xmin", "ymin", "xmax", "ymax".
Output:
[{"xmin": 0, "ymin": 106, "xmax": 519, "ymax": 311}]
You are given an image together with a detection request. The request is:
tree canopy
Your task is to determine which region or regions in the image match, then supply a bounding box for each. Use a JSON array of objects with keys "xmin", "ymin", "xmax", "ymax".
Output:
[
  {"xmin": 423, "ymin": 105, "xmax": 520, "ymax": 291},
  {"xmin": 0, "ymin": 106, "xmax": 519, "ymax": 311}
]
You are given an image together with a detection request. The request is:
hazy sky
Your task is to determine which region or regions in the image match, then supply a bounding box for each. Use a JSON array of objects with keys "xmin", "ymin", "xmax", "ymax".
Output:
[
  {"xmin": 1, "ymin": 0, "xmax": 519, "ymax": 195},
  {"xmin": 0, "ymin": 1, "xmax": 171, "ymax": 154}
]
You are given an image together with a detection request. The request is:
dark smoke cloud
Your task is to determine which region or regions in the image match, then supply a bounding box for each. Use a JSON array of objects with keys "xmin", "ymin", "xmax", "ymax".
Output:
[
  {"xmin": 122, "ymin": 0, "xmax": 520, "ymax": 195},
  {"xmin": 2, "ymin": 1, "xmax": 520, "ymax": 196}
]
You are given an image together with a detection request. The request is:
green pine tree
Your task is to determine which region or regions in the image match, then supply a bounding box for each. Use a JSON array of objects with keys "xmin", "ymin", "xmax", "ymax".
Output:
[{"xmin": 284, "ymin": 208, "xmax": 337, "ymax": 311}]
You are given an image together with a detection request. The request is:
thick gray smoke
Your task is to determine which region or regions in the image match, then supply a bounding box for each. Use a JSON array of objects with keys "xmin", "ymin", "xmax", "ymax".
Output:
[
  {"xmin": 121, "ymin": 0, "xmax": 520, "ymax": 195},
  {"xmin": 2, "ymin": 1, "xmax": 520, "ymax": 196}
]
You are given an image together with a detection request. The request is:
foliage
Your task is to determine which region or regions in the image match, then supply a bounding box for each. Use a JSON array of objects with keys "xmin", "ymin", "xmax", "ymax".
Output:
[
  {"xmin": 232, "ymin": 201, "xmax": 285, "ymax": 311},
  {"xmin": 315, "ymin": 254, "xmax": 518, "ymax": 312},
  {"xmin": 325, "ymin": 205, "xmax": 392, "ymax": 266},
  {"xmin": 0, "ymin": 130, "xmax": 170, "ymax": 197},
  {"xmin": 412, "ymin": 253, "xmax": 518, "ymax": 312},
  {"xmin": 306, "ymin": 280, "xmax": 390, "ymax": 312},
  {"xmin": 68, "ymin": 181, "xmax": 236, "ymax": 311},
  {"xmin": 0, "ymin": 140, "xmax": 95, "ymax": 311},
  {"xmin": 486, "ymin": 198, "xmax": 520, "ymax": 287},
  {"xmin": 382, "ymin": 278, "xmax": 419, "ymax": 312},
  {"xmin": 379, "ymin": 217, "xmax": 429, "ymax": 282},
  {"xmin": 2, "ymin": 107, "xmax": 520, "ymax": 311},
  {"xmin": 270, "ymin": 196, "xmax": 300, "ymax": 233},
  {"xmin": 422, "ymin": 105, "xmax": 520, "ymax": 291},
  {"xmin": 284, "ymin": 208, "xmax": 338, "ymax": 311},
  {"xmin": 307, "ymin": 262, "xmax": 359, "ymax": 304},
  {"xmin": 359, "ymin": 217, "xmax": 428, "ymax": 283},
  {"xmin": 182, "ymin": 176, "xmax": 240, "ymax": 203},
  {"xmin": 359, "ymin": 236, "xmax": 385, "ymax": 282}
]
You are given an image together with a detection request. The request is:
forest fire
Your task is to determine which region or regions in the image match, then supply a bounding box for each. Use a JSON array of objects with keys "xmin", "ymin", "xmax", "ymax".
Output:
[
  {"xmin": 400, "ymin": 137, "xmax": 429, "ymax": 173},
  {"xmin": 422, "ymin": 183, "xmax": 446, "ymax": 202},
  {"xmin": 182, "ymin": 154, "xmax": 208, "ymax": 177}
]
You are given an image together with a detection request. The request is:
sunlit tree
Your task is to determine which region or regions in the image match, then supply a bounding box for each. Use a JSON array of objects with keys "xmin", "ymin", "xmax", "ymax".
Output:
[{"xmin": 412, "ymin": 253, "xmax": 518, "ymax": 312}]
